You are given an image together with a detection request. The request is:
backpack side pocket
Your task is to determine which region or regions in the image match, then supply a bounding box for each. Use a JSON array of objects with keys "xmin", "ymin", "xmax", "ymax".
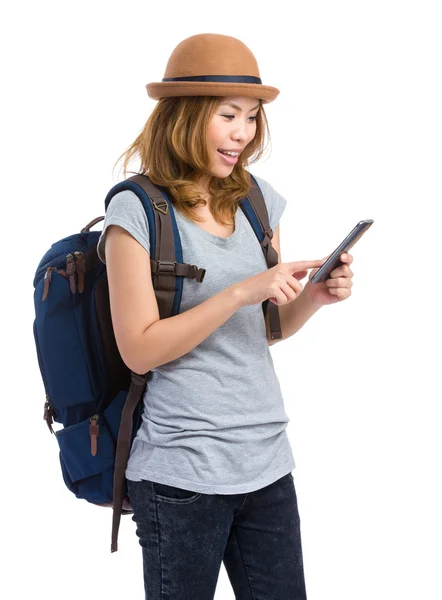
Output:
[{"xmin": 55, "ymin": 390, "xmax": 130, "ymax": 505}]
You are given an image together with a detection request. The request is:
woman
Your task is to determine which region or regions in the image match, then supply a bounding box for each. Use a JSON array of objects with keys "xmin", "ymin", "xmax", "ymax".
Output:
[{"xmin": 97, "ymin": 33, "xmax": 353, "ymax": 600}]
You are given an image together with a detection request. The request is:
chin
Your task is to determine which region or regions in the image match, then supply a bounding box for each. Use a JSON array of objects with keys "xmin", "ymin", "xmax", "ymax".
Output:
[
  {"xmin": 210, "ymin": 165, "xmax": 235, "ymax": 179},
  {"xmin": 215, "ymin": 169, "xmax": 234, "ymax": 179}
]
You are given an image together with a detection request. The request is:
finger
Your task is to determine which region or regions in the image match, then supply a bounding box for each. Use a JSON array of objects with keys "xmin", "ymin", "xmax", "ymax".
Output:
[
  {"xmin": 284, "ymin": 280, "xmax": 303, "ymax": 299},
  {"xmin": 308, "ymin": 266, "xmax": 321, "ymax": 279},
  {"xmin": 287, "ymin": 278, "xmax": 303, "ymax": 295},
  {"xmin": 330, "ymin": 265, "xmax": 353, "ymax": 279},
  {"xmin": 340, "ymin": 253, "xmax": 353, "ymax": 264},
  {"xmin": 325, "ymin": 277, "xmax": 353, "ymax": 288},
  {"xmin": 270, "ymin": 280, "xmax": 301, "ymax": 304},
  {"xmin": 328, "ymin": 287, "xmax": 352, "ymax": 300},
  {"xmin": 288, "ymin": 259, "xmax": 325, "ymax": 271},
  {"xmin": 306, "ymin": 256, "xmax": 331, "ymax": 280}
]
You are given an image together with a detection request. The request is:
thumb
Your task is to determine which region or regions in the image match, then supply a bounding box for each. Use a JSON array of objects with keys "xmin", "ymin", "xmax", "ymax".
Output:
[{"xmin": 293, "ymin": 269, "xmax": 308, "ymax": 281}]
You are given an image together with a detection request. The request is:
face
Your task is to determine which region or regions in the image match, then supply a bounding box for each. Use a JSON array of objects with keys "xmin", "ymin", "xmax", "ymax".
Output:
[{"xmin": 198, "ymin": 96, "xmax": 260, "ymax": 190}]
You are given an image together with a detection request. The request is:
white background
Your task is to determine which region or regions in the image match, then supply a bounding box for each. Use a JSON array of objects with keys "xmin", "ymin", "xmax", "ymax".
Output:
[{"xmin": 2, "ymin": 1, "xmax": 441, "ymax": 598}]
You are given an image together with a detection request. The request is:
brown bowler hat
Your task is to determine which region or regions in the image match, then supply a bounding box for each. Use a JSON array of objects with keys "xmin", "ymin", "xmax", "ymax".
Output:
[{"xmin": 146, "ymin": 33, "xmax": 280, "ymax": 104}]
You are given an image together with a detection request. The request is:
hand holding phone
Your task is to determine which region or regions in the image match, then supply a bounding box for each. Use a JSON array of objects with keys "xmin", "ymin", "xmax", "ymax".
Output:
[{"xmin": 310, "ymin": 219, "xmax": 374, "ymax": 284}]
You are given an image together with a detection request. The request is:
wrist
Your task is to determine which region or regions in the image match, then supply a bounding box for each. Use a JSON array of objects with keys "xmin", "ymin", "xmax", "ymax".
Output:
[{"xmin": 229, "ymin": 283, "xmax": 246, "ymax": 310}]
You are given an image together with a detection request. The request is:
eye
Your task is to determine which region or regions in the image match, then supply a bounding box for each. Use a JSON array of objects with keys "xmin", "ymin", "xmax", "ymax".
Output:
[{"xmin": 221, "ymin": 114, "xmax": 257, "ymax": 122}]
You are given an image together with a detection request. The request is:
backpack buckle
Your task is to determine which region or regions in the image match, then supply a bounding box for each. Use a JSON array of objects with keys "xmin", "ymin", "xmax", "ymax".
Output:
[
  {"xmin": 154, "ymin": 260, "xmax": 177, "ymax": 275},
  {"xmin": 261, "ymin": 227, "xmax": 274, "ymax": 250}
]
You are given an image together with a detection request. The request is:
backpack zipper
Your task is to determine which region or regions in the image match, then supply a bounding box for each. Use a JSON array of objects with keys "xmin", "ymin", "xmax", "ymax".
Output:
[
  {"xmin": 66, "ymin": 252, "xmax": 86, "ymax": 295},
  {"xmin": 89, "ymin": 415, "xmax": 99, "ymax": 456},
  {"xmin": 42, "ymin": 266, "xmax": 68, "ymax": 301},
  {"xmin": 41, "ymin": 251, "xmax": 86, "ymax": 301}
]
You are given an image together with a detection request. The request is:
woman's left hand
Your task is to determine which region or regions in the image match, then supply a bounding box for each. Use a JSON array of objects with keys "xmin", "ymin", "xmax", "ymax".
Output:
[{"xmin": 304, "ymin": 253, "xmax": 354, "ymax": 307}]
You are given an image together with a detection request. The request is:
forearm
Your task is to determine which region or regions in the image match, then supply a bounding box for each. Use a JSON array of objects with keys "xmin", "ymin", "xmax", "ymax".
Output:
[
  {"xmin": 275, "ymin": 289, "xmax": 322, "ymax": 343},
  {"xmin": 133, "ymin": 285, "xmax": 242, "ymax": 374}
]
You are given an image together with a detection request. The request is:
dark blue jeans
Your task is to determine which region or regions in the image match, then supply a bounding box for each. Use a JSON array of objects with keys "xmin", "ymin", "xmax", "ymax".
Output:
[{"xmin": 127, "ymin": 472, "xmax": 308, "ymax": 599}]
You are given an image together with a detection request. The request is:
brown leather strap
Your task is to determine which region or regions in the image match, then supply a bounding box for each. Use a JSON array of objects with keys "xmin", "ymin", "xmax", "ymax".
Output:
[
  {"xmin": 247, "ymin": 181, "xmax": 282, "ymax": 340},
  {"xmin": 81, "ymin": 216, "xmax": 105, "ymax": 233},
  {"xmin": 111, "ymin": 372, "xmax": 148, "ymax": 553},
  {"xmin": 150, "ymin": 259, "xmax": 206, "ymax": 283},
  {"xmin": 127, "ymin": 175, "xmax": 178, "ymax": 319}
]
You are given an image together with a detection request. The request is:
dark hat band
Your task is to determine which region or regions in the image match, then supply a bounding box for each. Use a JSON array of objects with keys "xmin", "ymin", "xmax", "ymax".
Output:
[{"xmin": 162, "ymin": 75, "xmax": 262, "ymax": 84}]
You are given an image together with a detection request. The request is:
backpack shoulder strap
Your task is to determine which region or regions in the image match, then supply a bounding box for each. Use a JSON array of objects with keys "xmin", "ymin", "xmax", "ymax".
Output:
[
  {"xmin": 104, "ymin": 174, "xmax": 206, "ymax": 320},
  {"xmin": 239, "ymin": 174, "xmax": 282, "ymax": 341}
]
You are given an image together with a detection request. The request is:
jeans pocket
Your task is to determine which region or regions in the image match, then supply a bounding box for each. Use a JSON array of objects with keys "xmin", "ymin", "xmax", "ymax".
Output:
[{"xmin": 153, "ymin": 481, "xmax": 202, "ymax": 504}]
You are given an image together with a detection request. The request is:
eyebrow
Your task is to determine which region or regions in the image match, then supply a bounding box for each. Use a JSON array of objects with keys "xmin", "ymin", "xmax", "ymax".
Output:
[{"xmin": 220, "ymin": 101, "xmax": 260, "ymax": 112}]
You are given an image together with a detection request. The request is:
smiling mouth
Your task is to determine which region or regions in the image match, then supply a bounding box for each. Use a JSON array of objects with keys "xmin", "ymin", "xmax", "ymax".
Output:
[
  {"xmin": 217, "ymin": 150, "xmax": 239, "ymax": 165},
  {"xmin": 218, "ymin": 150, "xmax": 241, "ymax": 156}
]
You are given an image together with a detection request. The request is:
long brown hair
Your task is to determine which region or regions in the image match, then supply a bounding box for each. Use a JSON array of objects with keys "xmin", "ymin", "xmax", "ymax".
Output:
[{"xmin": 113, "ymin": 96, "xmax": 271, "ymax": 227}]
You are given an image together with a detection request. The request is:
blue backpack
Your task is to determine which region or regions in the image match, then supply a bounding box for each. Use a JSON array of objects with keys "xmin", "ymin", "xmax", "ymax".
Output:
[{"xmin": 32, "ymin": 173, "xmax": 282, "ymax": 552}]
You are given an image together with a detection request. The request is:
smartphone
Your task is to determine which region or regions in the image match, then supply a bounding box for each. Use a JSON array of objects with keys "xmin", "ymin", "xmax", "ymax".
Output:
[{"xmin": 310, "ymin": 219, "xmax": 374, "ymax": 284}]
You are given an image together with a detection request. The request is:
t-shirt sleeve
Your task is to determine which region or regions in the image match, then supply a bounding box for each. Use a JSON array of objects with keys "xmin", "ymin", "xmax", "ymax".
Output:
[
  {"xmin": 96, "ymin": 189, "xmax": 151, "ymax": 265},
  {"xmin": 252, "ymin": 174, "xmax": 288, "ymax": 231}
]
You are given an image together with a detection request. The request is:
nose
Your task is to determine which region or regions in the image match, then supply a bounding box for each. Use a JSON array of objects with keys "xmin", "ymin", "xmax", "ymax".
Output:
[{"xmin": 231, "ymin": 121, "xmax": 249, "ymax": 142}]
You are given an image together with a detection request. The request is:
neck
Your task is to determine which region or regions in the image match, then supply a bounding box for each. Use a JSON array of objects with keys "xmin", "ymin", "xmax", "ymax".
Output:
[{"xmin": 194, "ymin": 173, "xmax": 211, "ymax": 195}]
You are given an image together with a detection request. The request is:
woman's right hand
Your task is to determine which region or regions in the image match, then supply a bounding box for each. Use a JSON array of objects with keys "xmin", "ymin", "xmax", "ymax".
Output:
[{"xmin": 232, "ymin": 260, "xmax": 325, "ymax": 308}]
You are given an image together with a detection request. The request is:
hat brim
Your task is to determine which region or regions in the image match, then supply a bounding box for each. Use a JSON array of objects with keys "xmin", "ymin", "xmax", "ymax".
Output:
[{"xmin": 146, "ymin": 81, "xmax": 279, "ymax": 104}]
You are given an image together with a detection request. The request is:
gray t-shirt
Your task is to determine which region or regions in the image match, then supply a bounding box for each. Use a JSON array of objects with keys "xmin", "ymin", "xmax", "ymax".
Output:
[{"xmin": 97, "ymin": 174, "xmax": 295, "ymax": 494}]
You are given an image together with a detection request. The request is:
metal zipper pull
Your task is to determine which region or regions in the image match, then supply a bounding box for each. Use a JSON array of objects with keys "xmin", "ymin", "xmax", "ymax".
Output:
[
  {"xmin": 66, "ymin": 254, "xmax": 77, "ymax": 294},
  {"xmin": 74, "ymin": 251, "xmax": 85, "ymax": 294},
  {"xmin": 89, "ymin": 415, "xmax": 99, "ymax": 456}
]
